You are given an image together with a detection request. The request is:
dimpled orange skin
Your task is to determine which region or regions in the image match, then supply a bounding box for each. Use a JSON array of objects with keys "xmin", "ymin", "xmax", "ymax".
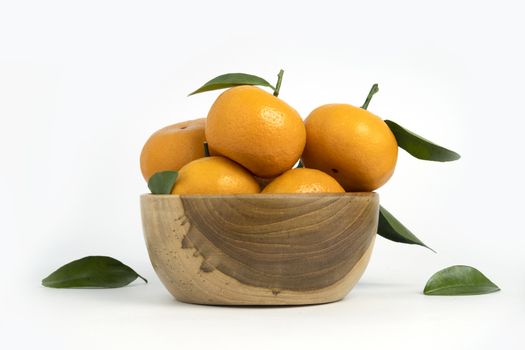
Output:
[
  {"xmin": 262, "ymin": 168, "xmax": 345, "ymax": 194},
  {"xmin": 206, "ymin": 86, "xmax": 306, "ymax": 178},
  {"xmin": 172, "ymin": 156, "xmax": 260, "ymax": 194},
  {"xmin": 301, "ymin": 104, "xmax": 398, "ymax": 192},
  {"xmin": 140, "ymin": 119, "xmax": 206, "ymax": 181}
]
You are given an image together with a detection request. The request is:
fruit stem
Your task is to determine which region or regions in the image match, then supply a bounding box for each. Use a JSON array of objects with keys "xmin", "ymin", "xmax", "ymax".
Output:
[
  {"xmin": 203, "ymin": 141, "xmax": 210, "ymax": 157},
  {"xmin": 361, "ymin": 83, "xmax": 379, "ymax": 110},
  {"xmin": 273, "ymin": 69, "xmax": 284, "ymax": 97}
]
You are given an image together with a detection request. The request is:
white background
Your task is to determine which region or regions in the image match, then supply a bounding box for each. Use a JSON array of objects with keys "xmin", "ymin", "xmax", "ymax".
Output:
[{"xmin": 1, "ymin": 0, "xmax": 524, "ymax": 349}]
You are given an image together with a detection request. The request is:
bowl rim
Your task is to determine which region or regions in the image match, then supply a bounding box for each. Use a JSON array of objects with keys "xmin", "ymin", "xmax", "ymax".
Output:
[{"xmin": 141, "ymin": 192, "xmax": 377, "ymax": 199}]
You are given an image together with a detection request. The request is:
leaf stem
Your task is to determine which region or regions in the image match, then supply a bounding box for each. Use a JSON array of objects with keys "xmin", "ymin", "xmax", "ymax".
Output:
[
  {"xmin": 273, "ymin": 69, "xmax": 284, "ymax": 97},
  {"xmin": 361, "ymin": 83, "xmax": 379, "ymax": 110},
  {"xmin": 203, "ymin": 141, "xmax": 210, "ymax": 157},
  {"xmin": 137, "ymin": 274, "xmax": 148, "ymax": 283}
]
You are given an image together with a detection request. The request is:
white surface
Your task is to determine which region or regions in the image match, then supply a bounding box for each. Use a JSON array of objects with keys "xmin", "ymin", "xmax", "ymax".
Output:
[{"xmin": 1, "ymin": 0, "xmax": 524, "ymax": 349}]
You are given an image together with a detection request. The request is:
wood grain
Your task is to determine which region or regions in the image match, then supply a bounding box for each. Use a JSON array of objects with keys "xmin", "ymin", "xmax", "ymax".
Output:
[{"xmin": 141, "ymin": 193, "xmax": 379, "ymax": 305}]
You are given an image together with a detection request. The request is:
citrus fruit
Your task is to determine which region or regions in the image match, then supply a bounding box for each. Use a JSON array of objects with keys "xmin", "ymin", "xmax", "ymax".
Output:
[
  {"xmin": 205, "ymin": 86, "xmax": 306, "ymax": 178},
  {"xmin": 140, "ymin": 119, "xmax": 206, "ymax": 181},
  {"xmin": 301, "ymin": 104, "xmax": 398, "ymax": 191},
  {"xmin": 262, "ymin": 168, "xmax": 344, "ymax": 194},
  {"xmin": 171, "ymin": 156, "xmax": 260, "ymax": 194}
]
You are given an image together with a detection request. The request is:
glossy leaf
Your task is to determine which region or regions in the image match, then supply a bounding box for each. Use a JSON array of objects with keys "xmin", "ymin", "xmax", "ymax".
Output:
[
  {"xmin": 424, "ymin": 265, "xmax": 500, "ymax": 295},
  {"xmin": 189, "ymin": 73, "xmax": 275, "ymax": 96},
  {"xmin": 148, "ymin": 170, "xmax": 178, "ymax": 194},
  {"xmin": 377, "ymin": 206, "xmax": 434, "ymax": 252},
  {"xmin": 296, "ymin": 160, "xmax": 304, "ymax": 168},
  {"xmin": 42, "ymin": 256, "xmax": 147, "ymax": 288},
  {"xmin": 385, "ymin": 120, "xmax": 461, "ymax": 162}
]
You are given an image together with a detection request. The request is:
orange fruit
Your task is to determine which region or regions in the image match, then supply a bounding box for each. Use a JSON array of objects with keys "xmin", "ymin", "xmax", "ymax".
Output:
[
  {"xmin": 205, "ymin": 86, "xmax": 306, "ymax": 178},
  {"xmin": 262, "ymin": 168, "xmax": 345, "ymax": 194},
  {"xmin": 301, "ymin": 104, "xmax": 398, "ymax": 191},
  {"xmin": 172, "ymin": 156, "xmax": 260, "ymax": 194},
  {"xmin": 140, "ymin": 119, "xmax": 206, "ymax": 181}
]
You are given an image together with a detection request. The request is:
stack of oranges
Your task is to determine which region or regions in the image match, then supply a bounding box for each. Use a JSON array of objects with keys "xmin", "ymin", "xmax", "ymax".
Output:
[{"xmin": 140, "ymin": 81, "xmax": 398, "ymax": 194}]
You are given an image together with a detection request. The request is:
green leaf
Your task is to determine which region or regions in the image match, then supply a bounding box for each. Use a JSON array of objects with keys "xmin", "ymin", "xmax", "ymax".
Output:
[
  {"xmin": 384, "ymin": 120, "xmax": 461, "ymax": 162},
  {"xmin": 424, "ymin": 265, "xmax": 500, "ymax": 296},
  {"xmin": 296, "ymin": 160, "xmax": 304, "ymax": 168},
  {"xmin": 189, "ymin": 73, "xmax": 275, "ymax": 96},
  {"xmin": 378, "ymin": 206, "xmax": 434, "ymax": 252},
  {"xmin": 148, "ymin": 170, "xmax": 178, "ymax": 194},
  {"xmin": 42, "ymin": 256, "xmax": 147, "ymax": 288}
]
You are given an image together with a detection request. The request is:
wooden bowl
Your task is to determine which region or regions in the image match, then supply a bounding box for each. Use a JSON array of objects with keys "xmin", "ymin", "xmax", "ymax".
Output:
[{"xmin": 141, "ymin": 193, "xmax": 379, "ymax": 305}]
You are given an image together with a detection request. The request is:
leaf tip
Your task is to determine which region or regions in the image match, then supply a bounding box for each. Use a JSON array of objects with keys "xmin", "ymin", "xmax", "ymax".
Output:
[{"xmin": 425, "ymin": 244, "xmax": 437, "ymax": 254}]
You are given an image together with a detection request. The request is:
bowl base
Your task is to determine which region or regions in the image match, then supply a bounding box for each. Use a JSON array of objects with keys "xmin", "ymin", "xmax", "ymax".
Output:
[{"xmin": 163, "ymin": 238, "xmax": 374, "ymax": 306}]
